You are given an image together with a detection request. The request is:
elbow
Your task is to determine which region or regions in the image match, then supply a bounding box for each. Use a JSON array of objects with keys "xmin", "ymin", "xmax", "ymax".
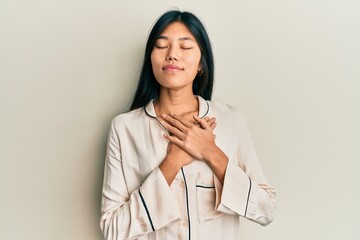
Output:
[
  {"xmin": 250, "ymin": 208, "xmax": 276, "ymax": 226},
  {"xmin": 99, "ymin": 217, "xmax": 109, "ymax": 240},
  {"xmin": 255, "ymin": 198, "xmax": 277, "ymax": 226},
  {"xmin": 249, "ymin": 191, "xmax": 276, "ymax": 226},
  {"xmin": 100, "ymin": 212, "xmax": 116, "ymax": 240},
  {"xmin": 256, "ymin": 215, "xmax": 274, "ymax": 226},
  {"xmin": 258, "ymin": 185, "xmax": 276, "ymax": 226}
]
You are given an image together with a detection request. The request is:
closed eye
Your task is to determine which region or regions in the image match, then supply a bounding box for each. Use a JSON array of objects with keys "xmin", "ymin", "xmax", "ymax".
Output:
[{"xmin": 155, "ymin": 45, "xmax": 168, "ymax": 49}]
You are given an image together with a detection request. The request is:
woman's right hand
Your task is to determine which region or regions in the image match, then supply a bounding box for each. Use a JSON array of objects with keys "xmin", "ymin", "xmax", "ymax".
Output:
[
  {"xmin": 159, "ymin": 116, "xmax": 216, "ymax": 185},
  {"xmin": 166, "ymin": 116, "xmax": 216, "ymax": 167}
]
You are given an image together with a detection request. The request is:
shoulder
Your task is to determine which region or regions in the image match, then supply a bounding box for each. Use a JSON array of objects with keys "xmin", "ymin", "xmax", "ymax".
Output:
[
  {"xmin": 111, "ymin": 107, "xmax": 146, "ymax": 128},
  {"xmin": 207, "ymin": 100, "xmax": 243, "ymax": 117},
  {"xmin": 206, "ymin": 100, "xmax": 249, "ymax": 129}
]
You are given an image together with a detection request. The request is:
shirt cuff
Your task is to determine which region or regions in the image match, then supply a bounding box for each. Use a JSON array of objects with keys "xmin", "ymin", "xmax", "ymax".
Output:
[
  {"xmin": 139, "ymin": 167, "xmax": 181, "ymax": 230},
  {"xmin": 214, "ymin": 161, "xmax": 252, "ymax": 216}
]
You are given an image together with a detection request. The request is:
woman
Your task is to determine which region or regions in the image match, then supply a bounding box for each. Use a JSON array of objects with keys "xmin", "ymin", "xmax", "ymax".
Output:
[{"xmin": 100, "ymin": 10, "xmax": 276, "ymax": 240}]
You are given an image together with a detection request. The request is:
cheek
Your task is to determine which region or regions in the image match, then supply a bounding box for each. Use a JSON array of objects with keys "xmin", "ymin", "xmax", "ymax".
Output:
[
  {"xmin": 150, "ymin": 52, "xmax": 156, "ymax": 67},
  {"xmin": 190, "ymin": 49, "xmax": 201, "ymax": 62},
  {"xmin": 150, "ymin": 53, "xmax": 160, "ymax": 75},
  {"xmin": 150, "ymin": 53, "xmax": 164, "ymax": 82},
  {"xmin": 185, "ymin": 51, "xmax": 201, "ymax": 69}
]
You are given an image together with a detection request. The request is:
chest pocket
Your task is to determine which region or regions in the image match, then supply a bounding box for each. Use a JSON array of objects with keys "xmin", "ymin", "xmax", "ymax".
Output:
[{"xmin": 196, "ymin": 172, "xmax": 224, "ymax": 223}]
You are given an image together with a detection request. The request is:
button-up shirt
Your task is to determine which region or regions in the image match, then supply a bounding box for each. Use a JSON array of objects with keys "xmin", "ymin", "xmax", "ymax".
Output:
[{"xmin": 100, "ymin": 96, "xmax": 276, "ymax": 240}]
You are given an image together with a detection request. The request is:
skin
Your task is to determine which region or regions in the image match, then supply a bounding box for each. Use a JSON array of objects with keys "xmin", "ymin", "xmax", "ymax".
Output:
[{"xmin": 150, "ymin": 22, "xmax": 229, "ymax": 185}]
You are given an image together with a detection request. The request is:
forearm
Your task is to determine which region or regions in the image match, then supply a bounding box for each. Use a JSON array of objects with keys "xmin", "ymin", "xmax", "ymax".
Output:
[
  {"xmin": 159, "ymin": 157, "xmax": 182, "ymax": 186},
  {"xmin": 214, "ymin": 161, "xmax": 276, "ymax": 225},
  {"xmin": 101, "ymin": 167, "xmax": 181, "ymax": 239},
  {"xmin": 204, "ymin": 146, "xmax": 229, "ymax": 184}
]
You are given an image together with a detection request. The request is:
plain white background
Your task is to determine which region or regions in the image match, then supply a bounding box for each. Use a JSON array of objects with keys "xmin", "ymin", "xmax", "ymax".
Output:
[{"xmin": 1, "ymin": 0, "xmax": 359, "ymax": 239}]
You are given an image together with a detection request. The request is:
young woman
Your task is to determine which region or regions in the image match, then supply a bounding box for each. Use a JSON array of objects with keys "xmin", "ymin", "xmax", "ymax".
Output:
[{"xmin": 100, "ymin": 10, "xmax": 276, "ymax": 240}]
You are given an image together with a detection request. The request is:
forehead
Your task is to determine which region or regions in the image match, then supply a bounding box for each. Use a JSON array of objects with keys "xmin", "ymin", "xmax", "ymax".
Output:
[{"xmin": 158, "ymin": 22, "xmax": 195, "ymax": 40}]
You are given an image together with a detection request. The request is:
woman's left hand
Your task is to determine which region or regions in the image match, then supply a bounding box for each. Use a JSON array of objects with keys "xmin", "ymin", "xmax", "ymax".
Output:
[{"xmin": 160, "ymin": 114, "xmax": 217, "ymax": 161}]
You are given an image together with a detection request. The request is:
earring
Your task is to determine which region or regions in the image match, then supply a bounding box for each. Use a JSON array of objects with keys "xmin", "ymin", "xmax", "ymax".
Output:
[{"xmin": 197, "ymin": 69, "xmax": 204, "ymax": 77}]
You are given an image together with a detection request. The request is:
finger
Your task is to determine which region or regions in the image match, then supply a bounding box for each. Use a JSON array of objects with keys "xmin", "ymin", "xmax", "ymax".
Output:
[
  {"xmin": 210, "ymin": 117, "xmax": 216, "ymax": 122},
  {"xmin": 171, "ymin": 114, "xmax": 193, "ymax": 128},
  {"xmin": 204, "ymin": 117, "xmax": 212, "ymax": 125},
  {"xmin": 163, "ymin": 133, "xmax": 185, "ymax": 148},
  {"xmin": 207, "ymin": 117, "xmax": 216, "ymax": 125},
  {"xmin": 193, "ymin": 115, "xmax": 210, "ymax": 130},
  {"xmin": 203, "ymin": 117, "xmax": 216, "ymax": 129},
  {"xmin": 208, "ymin": 117, "xmax": 216, "ymax": 129},
  {"xmin": 161, "ymin": 114, "xmax": 188, "ymax": 132},
  {"xmin": 160, "ymin": 120, "xmax": 186, "ymax": 139}
]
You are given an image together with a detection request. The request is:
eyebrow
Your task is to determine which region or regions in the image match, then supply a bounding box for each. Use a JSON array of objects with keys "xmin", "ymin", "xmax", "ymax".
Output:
[{"xmin": 157, "ymin": 35, "xmax": 195, "ymax": 42}]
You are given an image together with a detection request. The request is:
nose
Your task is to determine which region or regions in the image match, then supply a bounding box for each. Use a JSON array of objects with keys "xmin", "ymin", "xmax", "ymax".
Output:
[
  {"xmin": 166, "ymin": 55, "xmax": 177, "ymax": 61},
  {"xmin": 166, "ymin": 46, "xmax": 178, "ymax": 61}
]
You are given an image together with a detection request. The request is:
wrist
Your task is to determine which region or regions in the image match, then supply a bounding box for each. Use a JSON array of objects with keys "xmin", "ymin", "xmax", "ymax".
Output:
[
  {"xmin": 159, "ymin": 157, "xmax": 182, "ymax": 186},
  {"xmin": 204, "ymin": 145, "xmax": 227, "ymax": 166},
  {"xmin": 162, "ymin": 156, "xmax": 182, "ymax": 171},
  {"xmin": 204, "ymin": 146, "xmax": 229, "ymax": 184},
  {"xmin": 203, "ymin": 146, "xmax": 215, "ymax": 164}
]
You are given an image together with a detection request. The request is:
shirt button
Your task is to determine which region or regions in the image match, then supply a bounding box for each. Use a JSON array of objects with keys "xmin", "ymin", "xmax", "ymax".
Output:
[{"xmin": 180, "ymin": 182, "xmax": 185, "ymax": 188}]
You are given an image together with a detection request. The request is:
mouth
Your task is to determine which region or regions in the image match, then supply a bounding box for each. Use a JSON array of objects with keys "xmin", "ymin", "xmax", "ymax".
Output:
[{"xmin": 162, "ymin": 65, "xmax": 184, "ymax": 72}]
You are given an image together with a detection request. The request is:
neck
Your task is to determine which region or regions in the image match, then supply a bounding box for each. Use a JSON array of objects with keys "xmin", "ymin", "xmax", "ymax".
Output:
[{"xmin": 155, "ymin": 88, "xmax": 198, "ymax": 116}]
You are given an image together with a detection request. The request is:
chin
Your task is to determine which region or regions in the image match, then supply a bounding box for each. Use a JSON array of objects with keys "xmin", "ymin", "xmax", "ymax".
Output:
[
  {"xmin": 157, "ymin": 78, "xmax": 193, "ymax": 90},
  {"xmin": 159, "ymin": 83, "xmax": 194, "ymax": 92}
]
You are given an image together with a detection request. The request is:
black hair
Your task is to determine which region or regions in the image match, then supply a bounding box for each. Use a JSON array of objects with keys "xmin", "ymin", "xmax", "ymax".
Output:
[{"xmin": 130, "ymin": 10, "xmax": 214, "ymax": 110}]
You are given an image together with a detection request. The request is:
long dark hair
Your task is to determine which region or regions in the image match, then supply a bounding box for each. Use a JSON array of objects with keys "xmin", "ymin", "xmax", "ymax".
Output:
[{"xmin": 130, "ymin": 10, "xmax": 214, "ymax": 110}]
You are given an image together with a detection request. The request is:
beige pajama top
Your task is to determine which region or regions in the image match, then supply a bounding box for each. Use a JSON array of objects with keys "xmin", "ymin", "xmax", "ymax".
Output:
[{"xmin": 100, "ymin": 96, "xmax": 276, "ymax": 240}]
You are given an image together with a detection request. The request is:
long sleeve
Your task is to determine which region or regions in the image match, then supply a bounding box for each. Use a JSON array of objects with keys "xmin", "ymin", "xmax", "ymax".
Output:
[
  {"xmin": 100, "ymin": 119, "xmax": 181, "ymax": 240},
  {"xmin": 214, "ymin": 111, "xmax": 276, "ymax": 226}
]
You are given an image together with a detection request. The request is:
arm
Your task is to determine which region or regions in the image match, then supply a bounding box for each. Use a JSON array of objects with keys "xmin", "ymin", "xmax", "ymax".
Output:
[
  {"xmin": 100, "ymin": 119, "xmax": 181, "ymax": 240},
  {"xmin": 161, "ymin": 112, "xmax": 276, "ymax": 226},
  {"xmin": 213, "ymin": 111, "xmax": 276, "ymax": 226},
  {"xmin": 160, "ymin": 114, "xmax": 228, "ymax": 184},
  {"xmin": 159, "ymin": 116, "xmax": 217, "ymax": 185}
]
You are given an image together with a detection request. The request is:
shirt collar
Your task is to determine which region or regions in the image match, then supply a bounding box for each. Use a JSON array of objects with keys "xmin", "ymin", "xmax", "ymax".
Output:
[{"xmin": 144, "ymin": 95, "xmax": 209, "ymax": 119}]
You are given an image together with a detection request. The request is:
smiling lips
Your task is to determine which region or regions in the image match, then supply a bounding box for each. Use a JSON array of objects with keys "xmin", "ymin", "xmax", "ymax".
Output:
[{"xmin": 162, "ymin": 64, "xmax": 184, "ymax": 72}]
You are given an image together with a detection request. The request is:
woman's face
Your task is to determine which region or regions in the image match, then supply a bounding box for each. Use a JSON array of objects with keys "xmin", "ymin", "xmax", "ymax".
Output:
[{"xmin": 151, "ymin": 22, "xmax": 202, "ymax": 91}]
